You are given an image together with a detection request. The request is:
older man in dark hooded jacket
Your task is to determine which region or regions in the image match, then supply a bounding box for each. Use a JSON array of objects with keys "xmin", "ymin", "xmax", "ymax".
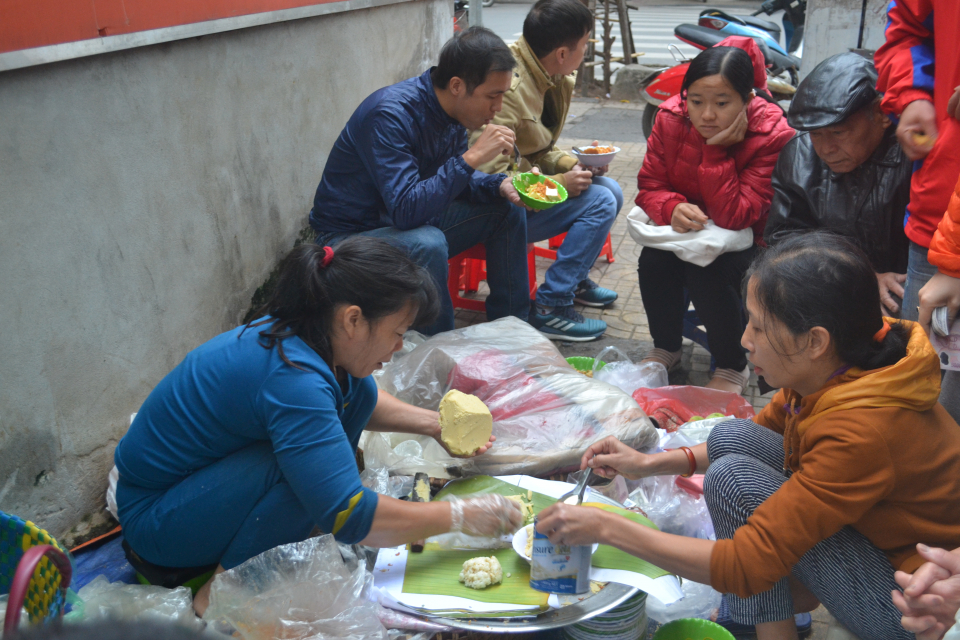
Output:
[{"xmin": 765, "ymin": 52, "xmax": 911, "ymax": 315}]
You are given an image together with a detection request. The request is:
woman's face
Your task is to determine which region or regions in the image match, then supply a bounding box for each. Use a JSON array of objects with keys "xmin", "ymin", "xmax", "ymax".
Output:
[
  {"xmin": 333, "ymin": 303, "xmax": 417, "ymax": 379},
  {"xmin": 741, "ymin": 278, "xmax": 802, "ymax": 391},
  {"xmin": 685, "ymin": 74, "xmax": 748, "ymax": 139}
]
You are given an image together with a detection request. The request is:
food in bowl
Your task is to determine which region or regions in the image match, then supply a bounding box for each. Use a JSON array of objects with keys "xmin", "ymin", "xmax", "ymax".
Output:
[
  {"xmin": 525, "ymin": 179, "xmax": 562, "ymax": 202},
  {"xmin": 584, "ymin": 145, "xmax": 615, "ymax": 154}
]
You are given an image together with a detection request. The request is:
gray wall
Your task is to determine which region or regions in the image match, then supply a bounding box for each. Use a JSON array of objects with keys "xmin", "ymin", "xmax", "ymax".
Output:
[
  {"xmin": 800, "ymin": 0, "xmax": 889, "ymax": 79},
  {"xmin": 0, "ymin": 0, "xmax": 449, "ymax": 536}
]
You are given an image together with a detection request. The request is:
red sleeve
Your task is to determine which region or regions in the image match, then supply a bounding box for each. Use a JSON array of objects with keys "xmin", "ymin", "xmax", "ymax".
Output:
[
  {"xmin": 697, "ymin": 114, "xmax": 794, "ymax": 231},
  {"xmin": 636, "ymin": 113, "xmax": 687, "ymax": 226},
  {"xmin": 874, "ymin": 0, "xmax": 935, "ymax": 117}
]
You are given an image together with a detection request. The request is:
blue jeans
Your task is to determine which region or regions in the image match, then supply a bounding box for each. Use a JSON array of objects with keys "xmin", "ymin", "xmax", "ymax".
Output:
[
  {"xmin": 317, "ymin": 200, "xmax": 530, "ymax": 335},
  {"xmin": 526, "ymin": 176, "xmax": 622, "ymax": 308},
  {"xmin": 902, "ymin": 241, "xmax": 938, "ymax": 322}
]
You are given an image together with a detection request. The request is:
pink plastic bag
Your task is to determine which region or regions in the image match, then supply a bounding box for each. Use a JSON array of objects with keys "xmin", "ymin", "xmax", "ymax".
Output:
[{"xmin": 632, "ymin": 385, "xmax": 755, "ymax": 432}]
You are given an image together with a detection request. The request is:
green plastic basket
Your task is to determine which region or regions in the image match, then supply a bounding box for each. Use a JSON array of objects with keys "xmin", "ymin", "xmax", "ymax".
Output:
[
  {"xmin": 513, "ymin": 173, "xmax": 569, "ymax": 210},
  {"xmin": 652, "ymin": 618, "xmax": 736, "ymax": 640},
  {"xmin": 566, "ymin": 356, "xmax": 605, "ymax": 372}
]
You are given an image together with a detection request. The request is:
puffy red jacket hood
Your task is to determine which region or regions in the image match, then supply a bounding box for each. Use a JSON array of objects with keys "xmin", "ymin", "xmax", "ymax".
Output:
[{"xmin": 636, "ymin": 40, "xmax": 794, "ymax": 242}]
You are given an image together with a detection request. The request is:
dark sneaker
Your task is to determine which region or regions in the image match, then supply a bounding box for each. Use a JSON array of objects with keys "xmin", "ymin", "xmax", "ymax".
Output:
[
  {"xmin": 573, "ymin": 279, "xmax": 618, "ymax": 307},
  {"xmin": 530, "ymin": 305, "xmax": 606, "ymax": 342}
]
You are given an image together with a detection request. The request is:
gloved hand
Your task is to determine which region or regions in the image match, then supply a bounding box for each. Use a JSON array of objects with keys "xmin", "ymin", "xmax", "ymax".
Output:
[{"xmin": 446, "ymin": 494, "xmax": 523, "ymax": 537}]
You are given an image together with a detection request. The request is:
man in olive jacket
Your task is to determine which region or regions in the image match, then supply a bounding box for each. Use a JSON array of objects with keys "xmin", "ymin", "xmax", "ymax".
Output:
[
  {"xmin": 469, "ymin": 0, "xmax": 622, "ymax": 342},
  {"xmin": 764, "ymin": 53, "xmax": 911, "ymax": 316}
]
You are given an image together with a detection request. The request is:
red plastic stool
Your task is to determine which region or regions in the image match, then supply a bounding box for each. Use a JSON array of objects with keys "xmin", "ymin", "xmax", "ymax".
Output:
[
  {"xmin": 533, "ymin": 232, "xmax": 615, "ymax": 263},
  {"xmin": 448, "ymin": 245, "xmax": 537, "ymax": 312}
]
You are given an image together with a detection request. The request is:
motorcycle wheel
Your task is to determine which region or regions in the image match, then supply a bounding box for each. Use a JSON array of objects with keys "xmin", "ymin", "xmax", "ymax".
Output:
[
  {"xmin": 481, "ymin": 0, "xmax": 494, "ymax": 6},
  {"xmin": 642, "ymin": 103, "xmax": 658, "ymax": 140}
]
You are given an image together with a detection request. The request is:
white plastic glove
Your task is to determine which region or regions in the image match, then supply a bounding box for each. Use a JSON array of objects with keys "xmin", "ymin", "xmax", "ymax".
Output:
[{"xmin": 446, "ymin": 494, "xmax": 523, "ymax": 537}]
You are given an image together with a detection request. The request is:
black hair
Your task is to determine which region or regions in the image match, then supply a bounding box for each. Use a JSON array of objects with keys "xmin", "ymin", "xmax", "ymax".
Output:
[
  {"xmin": 681, "ymin": 46, "xmax": 779, "ymax": 107},
  {"xmin": 432, "ymin": 27, "xmax": 516, "ymax": 92},
  {"xmin": 744, "ymin": 231, "xmax": 909, "ymax": 371},
  {"xmin": 523, "ymin": 0, "xmax": 594, "ymax": 59},
  {"xmin": 245, "ymin": 236, "xmax": 439, "ymax": 368},
  {"xmin": 10, "ymin": 621, "xmax": 203, "ymax": 640}
]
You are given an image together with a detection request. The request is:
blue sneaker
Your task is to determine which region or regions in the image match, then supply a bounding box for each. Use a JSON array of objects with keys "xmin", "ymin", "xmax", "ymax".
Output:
[
  {"xmin": 573, "ymin": 279, "xmax": 618, "ymax": 307},
  {"xmin": 530, "ymin": 305, "xmax": 606, "ymax": 342}
]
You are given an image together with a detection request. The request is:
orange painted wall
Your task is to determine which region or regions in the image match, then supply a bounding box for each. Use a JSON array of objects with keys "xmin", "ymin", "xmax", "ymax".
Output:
[{"xmin": 0, "ymin": 0, "xmax": 341, "ymax": 54}]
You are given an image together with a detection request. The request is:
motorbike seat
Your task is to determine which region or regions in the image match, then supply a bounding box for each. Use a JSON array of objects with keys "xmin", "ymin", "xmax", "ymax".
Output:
[
  {"xmin": 674, "ymin": 24, "xmax": 799, "ymax": 72},
  {"xmin": 700, "ymin": 9, "xmax": 781, "ymax": 41}
]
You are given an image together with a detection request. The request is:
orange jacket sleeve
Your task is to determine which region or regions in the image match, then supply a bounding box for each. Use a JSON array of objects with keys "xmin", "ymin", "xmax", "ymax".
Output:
[
  {"xmin": 709, "ymin": 413, "xmax": 896, "ymax": 598},
  {"xmin": 927, "ymin": 174, "xmax": 960, "ymax": 278}
]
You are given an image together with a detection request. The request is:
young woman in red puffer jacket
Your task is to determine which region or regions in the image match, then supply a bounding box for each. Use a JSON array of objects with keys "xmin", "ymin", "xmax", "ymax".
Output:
[{"xmin": 635, "ymin": 36, "xmax": 795, "ymax": 394}]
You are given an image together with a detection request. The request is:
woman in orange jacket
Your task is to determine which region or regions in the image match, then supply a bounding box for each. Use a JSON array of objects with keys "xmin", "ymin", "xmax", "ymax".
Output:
[{"xmin": 538, "ymin": 232, "xmax": 960, "ymax": 640}]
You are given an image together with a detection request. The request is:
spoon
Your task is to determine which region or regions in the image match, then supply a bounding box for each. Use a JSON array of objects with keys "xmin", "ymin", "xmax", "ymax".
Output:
[{"xmin": 558, "ymin": 469, "xmax": 592, "ymax": 506}]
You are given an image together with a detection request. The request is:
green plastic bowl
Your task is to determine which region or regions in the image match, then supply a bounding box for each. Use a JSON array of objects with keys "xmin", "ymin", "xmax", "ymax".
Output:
[
  {"xmin": 513, "ymin": 172, "xmax": 569, "ymax": 210},
  {"xmin": 566, "ymin": 356, "xmax": 605, "ymax": 372},
  {"xmin": 652, "ymin": 618, "xmax": 736, "ymax": 640}
]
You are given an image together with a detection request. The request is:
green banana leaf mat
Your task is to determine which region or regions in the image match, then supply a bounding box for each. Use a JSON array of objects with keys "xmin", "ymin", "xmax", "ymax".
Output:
[{"xmin": 400, "ymin": 475, "xmax": 671, "ymax": 608}]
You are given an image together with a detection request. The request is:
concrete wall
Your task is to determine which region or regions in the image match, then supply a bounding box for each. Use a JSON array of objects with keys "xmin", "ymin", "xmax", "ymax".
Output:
[
  {"xmin": 0, "ymin": 0, "xmax": 450, "ymax": 536},
  {"xmin": 800, "ymin": 0, "xmax": 889, "ymax": 79}
]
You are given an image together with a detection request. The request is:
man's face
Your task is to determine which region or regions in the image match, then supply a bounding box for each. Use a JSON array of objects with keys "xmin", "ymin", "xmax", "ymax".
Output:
[
  {"xmin": 557, "ymin": 32, "xmax": 591, "ymax": 76},
  {"xmin": 451, "ymin": 70, "xmax": 513, "ymax": 130},
  {"xmin": 808, "ymin": 106, "xmax": 890, "ymax": 174}
]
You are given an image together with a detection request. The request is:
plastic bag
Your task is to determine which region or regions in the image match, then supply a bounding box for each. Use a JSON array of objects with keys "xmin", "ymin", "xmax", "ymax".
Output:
[
  {"xmin": 374, "ymin": 317, "xmax": 658, "ymax": 478},
  {"xmin": 76, "ymin": 575, "xmax": 199, "ymax": 627},
  {"xmin": 592, "ymin": 346, "xmax": 669, "ymax": 396},
  {"xmin": 203, "ymin": 535, "xmax": 388, "ymax": 640},
  {"xmin": 645, "ymin": 579, "xmax": 722, "ymax": 624},
  {"xmin": 629, "ymin": 476, "xmax": 714, "ymax": 541},
  {"xmin": 633, "ymin": 385, "xmax": 755, "ymax": 432},
  {"xmin": 359, "ymin": 468, "xmax": 414, "ymax": 500}
]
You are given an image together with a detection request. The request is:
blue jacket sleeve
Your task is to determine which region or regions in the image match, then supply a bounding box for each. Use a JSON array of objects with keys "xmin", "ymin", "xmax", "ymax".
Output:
[
  {"xmin": 359, "ymin": 109, "xmax": 475, "ymax": 230},
  {"xmin": 257, "ymin": 366, "xmax": 378, "ymax": 544},
  {"xmin": 455, "ymin": 128, "xmax": 509, "ymax": 203}
]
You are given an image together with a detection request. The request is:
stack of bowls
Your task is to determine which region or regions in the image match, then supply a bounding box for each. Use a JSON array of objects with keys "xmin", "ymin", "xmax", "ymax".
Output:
[{"xmin": 562, "ymin": 592, "xmax": 648, "ymax": 640}]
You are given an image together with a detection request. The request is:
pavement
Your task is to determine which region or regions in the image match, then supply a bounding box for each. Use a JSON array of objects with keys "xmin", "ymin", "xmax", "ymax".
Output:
[{"xmin": 453, "ymin": 96, "xmax": 854, "ymax": 639}]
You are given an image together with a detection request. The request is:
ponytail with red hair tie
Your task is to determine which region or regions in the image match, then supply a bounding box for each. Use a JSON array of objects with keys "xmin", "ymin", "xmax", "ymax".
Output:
[
  {"xmin": 873, "ymin": 320, "xmax": 891, "ymax": 343},
  {"xmin": 320, "ymin": 246, "xmax": 334, "ymax": 268}
]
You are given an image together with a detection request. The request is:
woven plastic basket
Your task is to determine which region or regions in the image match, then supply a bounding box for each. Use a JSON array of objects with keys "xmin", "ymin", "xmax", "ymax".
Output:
[{"xmin": 1, "ymin": 511, "xmax": 73, "ymax": 632}]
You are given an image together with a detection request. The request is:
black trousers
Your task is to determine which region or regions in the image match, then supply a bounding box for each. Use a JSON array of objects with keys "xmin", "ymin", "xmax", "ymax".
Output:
[{"xmin": 637, "ymin": 245, "xmax": 756, "ymax": 371}]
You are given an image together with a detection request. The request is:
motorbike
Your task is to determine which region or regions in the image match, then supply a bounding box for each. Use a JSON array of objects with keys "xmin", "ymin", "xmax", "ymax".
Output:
[
  {"xmin": 454, "ymin": 0, "xmax": 468, "ymax": 32},
  {"xmin": 637, "ymin": 0, "xmax": 804, "ymax": 139}
]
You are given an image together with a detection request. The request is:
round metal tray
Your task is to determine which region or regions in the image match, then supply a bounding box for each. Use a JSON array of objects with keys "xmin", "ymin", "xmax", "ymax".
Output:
[
  {"xmin": 422, "ymin": 582, "xmax": 640, "ymax": 633},
  {"xmin": 413, "ymin": 490, "xmax": 642, "ymax": 633}
]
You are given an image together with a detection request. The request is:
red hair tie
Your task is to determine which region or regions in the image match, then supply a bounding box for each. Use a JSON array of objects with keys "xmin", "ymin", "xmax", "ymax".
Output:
[
  {"xmin": 873, "ymin": 320, "xmax": 891, "ymax": 343},
  {"xmin": 320, "ymin": 246, "xmax": 334, "ymax": 268}
]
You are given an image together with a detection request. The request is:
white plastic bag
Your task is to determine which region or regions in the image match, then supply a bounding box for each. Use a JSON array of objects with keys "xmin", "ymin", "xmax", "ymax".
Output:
[
  {"xmin": 629, "ymin": 476, "xmax": 714, "ymax": 541},
  {"xmin": 373, "ymin": 317, "xmax": 658, "ymax": 478},
  {"xmin": 646, "ymin": 579, "xmax": 722, "ymax": 624},
  {"xmin": 593, "ymin": 346, "xmax": 669, "ymax": 396},
  {"xmin": 203, "ymin": 535, "xmax": 388, "ymax": 640},
  {"xmin": 77, "ymin": 575, "xmax": 199, "ymax": 627}
]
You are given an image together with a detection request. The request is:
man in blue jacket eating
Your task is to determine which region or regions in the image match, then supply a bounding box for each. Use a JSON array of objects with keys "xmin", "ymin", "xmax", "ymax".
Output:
[{"xmin": 309, "ymin": 27, "xmax": 531, "ymax": 335}]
